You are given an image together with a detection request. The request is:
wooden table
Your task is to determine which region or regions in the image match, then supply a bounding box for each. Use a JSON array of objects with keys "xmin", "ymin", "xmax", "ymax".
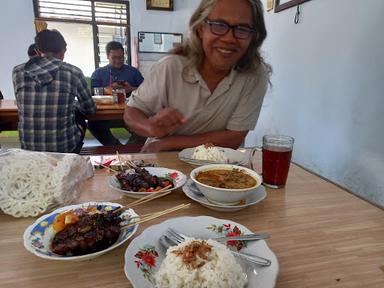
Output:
[
  {"xmin": 0, "ymin": 99, "xmax": 125, "ymax": 130},
  {"xmin": 0, "ymin": 151, "xmax": 383, "ymax": 288}
]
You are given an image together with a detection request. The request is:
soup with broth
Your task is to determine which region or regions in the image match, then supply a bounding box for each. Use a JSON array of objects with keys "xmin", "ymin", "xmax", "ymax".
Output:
[{"xmin": 195, "ymin": 169, "xmax": 257, "ymax": 189}]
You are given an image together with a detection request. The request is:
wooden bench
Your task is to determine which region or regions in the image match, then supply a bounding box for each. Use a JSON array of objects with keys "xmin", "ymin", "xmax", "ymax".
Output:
[{"xmin": 80, "ymin": 144, "xmax": 143, "ymax": 155}]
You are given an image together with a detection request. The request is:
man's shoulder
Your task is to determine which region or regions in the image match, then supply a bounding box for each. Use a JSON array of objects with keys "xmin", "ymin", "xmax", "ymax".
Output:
[
  {"xmin": 95, "ymin": 65, "xmax": 110, "ymax": 72},
  {"xmin": 60, "ymin": 62, "xmax": 84, "ymax": 75},
  {"xmin": 13, "ymin": 62, "xmax": 26, "ymax": 74},
  {"xmin": 153, "ymin": 55, "xmax": 187, "ymax": 72},
  {"xmin": 122, "ymin": 64, "xmax": 141, "ymax": 73},
  {"xmin": 158, "ymin": 55, "xmax": 186, "ymax": 66},
  {"xmin": 91, "ymin": 65, "xmax": 109, "ymax": 76}
]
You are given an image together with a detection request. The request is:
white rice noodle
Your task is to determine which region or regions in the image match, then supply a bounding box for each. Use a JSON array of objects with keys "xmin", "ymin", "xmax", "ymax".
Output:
[{"xmin": 0, "ymin": 150, "xmax": 92, "ymax": 217}]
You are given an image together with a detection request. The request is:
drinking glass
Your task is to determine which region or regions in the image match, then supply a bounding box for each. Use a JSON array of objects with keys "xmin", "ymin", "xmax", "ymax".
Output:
[
  {"xmin": 93, "ymin": 87, "xmax": 104, "ymax": 96},
  {"xmin": 262, "ymin": 135, "xmax": 294, "ymax": 188},
  {"xmin": 114, "ymin": 88, "xmax": 126, "ymax": 104}
]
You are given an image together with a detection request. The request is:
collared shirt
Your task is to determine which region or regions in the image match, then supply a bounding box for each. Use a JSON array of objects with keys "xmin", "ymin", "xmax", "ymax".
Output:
[
  {"xmin": 127, "ymin": 55, "xmax": 268, "ymax": 135},
  {"xmin": 12, "ymin": 56, "xmax": 96, "ymax": 153},
  {"xmin": 90, "ymin": 64, "xmax": 144, "ymax": 89}
]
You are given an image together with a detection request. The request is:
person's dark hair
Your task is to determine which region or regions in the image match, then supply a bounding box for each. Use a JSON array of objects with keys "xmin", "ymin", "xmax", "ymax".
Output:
[
  {"xmin": 35, "ymin": 29, "xmax": 67, "ymax": 53},
  {"xmin": 106, "ymin": 41, "xmax": 124, "ymax": 55},
  {"xmin": 27, "ymin": 44, "xmax": 38, "ymax": 57}
]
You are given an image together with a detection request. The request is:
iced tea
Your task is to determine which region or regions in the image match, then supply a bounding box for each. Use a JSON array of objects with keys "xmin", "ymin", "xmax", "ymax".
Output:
[{"xmin": 262, "ymin": 135, "xmax": 294, "ymax": 188}]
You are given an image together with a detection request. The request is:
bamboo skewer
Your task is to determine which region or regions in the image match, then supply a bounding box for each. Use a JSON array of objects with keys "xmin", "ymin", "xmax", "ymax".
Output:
[
  {"xmin": 121, "ymin": 203, "xmax": 191, "ymax": 230},
  {"xmin": 115, "ymin": 151, "xmax": 124, "ymax": 171},
  {"xmin": 95, "ymin": 162, "xmax": 119, "ymax": 173},
  {"xmin": 126, "ymin": 159, "xmax": 139, "ymax": 170},
  {"xmin": 138, "ymin": 203, "xmax": 190, "ymax": 222},
  {"xmin": 113, "ymin": 186, "xmax": 173, "ymax": 214},
  {"xmin": 156, "ymin": 184, "xmax": 172, "ymax": 192}
]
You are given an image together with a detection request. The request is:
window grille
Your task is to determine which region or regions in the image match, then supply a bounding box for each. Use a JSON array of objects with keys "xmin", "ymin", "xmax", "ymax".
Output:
[{"xmin": 33, "ymin": 0, "xmax": 131, "ymax": 68}]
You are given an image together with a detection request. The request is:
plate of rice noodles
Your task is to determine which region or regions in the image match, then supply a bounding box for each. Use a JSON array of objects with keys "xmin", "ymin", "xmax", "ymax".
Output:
[
  {"xmin": 178, "ymin": 144, "xmax": 249, "ymax": 166},
  {"xmin": 124, "ymin": 216, "xmax": 279, "ymax": 288},
  {"xmin": 23, "ymin": 202, "xmax": 138, "ymax": 261}
]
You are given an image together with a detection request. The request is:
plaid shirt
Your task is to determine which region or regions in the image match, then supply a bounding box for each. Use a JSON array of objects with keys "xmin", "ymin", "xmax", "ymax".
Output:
[{"xmin": 12, "ymin": 56, "xmax": 96, "ymax": 152}]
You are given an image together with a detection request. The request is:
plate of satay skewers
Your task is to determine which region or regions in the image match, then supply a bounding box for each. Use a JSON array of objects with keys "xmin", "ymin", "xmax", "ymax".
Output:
[{"xmin": 23, "ymin": 193, "xmax": 190, "ymax": 261}]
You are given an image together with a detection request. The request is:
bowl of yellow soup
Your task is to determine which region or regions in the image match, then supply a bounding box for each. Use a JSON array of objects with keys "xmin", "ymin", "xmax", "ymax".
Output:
[{"xmin": 190, "ymin": 164, "xmax": 262, "ymax": 205}]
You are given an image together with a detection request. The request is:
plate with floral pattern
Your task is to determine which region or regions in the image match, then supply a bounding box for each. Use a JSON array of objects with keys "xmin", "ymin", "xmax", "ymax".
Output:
[
  {"xmin": 124, "ymin": 216, "xmax": 279, "ymax": 288},
  {"xmin": 23, "ymin": 202, "xmax": 138, "ymax": 261},
  {"xmin": 109, "ymin": 167, "xmax": 187, "ymax": 199}
]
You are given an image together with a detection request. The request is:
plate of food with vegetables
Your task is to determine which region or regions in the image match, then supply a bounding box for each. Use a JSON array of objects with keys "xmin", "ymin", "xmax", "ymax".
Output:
[
  {"xmin": 23, "ymin": 202, "xmax": 138, "ymax": 261},
  {"xmin": 109, "ymin": 167, "xmax": 187, "ymax": 199}
]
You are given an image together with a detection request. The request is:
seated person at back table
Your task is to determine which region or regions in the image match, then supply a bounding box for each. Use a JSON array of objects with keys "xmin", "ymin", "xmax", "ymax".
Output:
[
  {"xmin": 12, "ymin": 29, "xmax": 96, "ymax": 153},
  {"xmin": 124, "ymin": 0, "xmax": 271, "ymax": 153},
  {"xmin": 89, "ymin": 41, "xmax": 146, "ymax": 146}
]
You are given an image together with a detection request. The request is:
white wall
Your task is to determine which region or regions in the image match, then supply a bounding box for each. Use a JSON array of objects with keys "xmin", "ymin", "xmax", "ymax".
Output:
[
  {"xmin": 246, "ymin": 0, "xmax": 384, "ymax": 207},
  {"xmin": 129, "ymin": 0, "xmax": 200, "ymax": 77},
  {"xmin": 0, "ymin": 0, "xmax": 35, "ymax": 99},
  {"xmin": 48, "ymin": 22, "xmax": 94, "ymax": 76}
]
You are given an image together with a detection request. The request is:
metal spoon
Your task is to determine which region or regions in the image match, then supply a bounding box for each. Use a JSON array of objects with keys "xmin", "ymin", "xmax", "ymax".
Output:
[{"xmin": 188, "ymin": 181, "xmax": 205, "ymax": 197}]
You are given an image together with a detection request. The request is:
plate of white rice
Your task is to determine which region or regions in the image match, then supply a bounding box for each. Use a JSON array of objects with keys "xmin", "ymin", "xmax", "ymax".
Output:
[
  {"xmin": 124, "ymin": 216, "xmax": 279, "ymax": 288},
  {"xmin": 178, "ymin": 145, "xmax": 249, "ymax": 166}
]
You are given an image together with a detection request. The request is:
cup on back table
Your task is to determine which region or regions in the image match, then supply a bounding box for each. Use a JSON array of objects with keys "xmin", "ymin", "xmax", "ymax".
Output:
[
  {"xmin": 114, "ymin": 88, "xmax": 126, "ymax": 104},
  {"xmin": 262, "ymin": 135, "xmax": 294, "ymax": 189},
  {"xmin": 93, "ymin": 87, "xmax": 104, "ymax": 96}
]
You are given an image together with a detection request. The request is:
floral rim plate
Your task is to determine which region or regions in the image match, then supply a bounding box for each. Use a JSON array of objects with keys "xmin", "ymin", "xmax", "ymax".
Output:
[
  {"xmin": 178, "ymin": 147, "xmax": 249, "ymax": 166},
  {"xmin": 124, "ymin": 216, "xmax": 279, "ymax": 288},
  {"xmin": 23, "ymin": 202, "xmax": 139, "ymax": 261},
  {"xmin": 183, "ymin": 179, "xmax": 267, "ymax": 212},
  {"xmin": 109, "ymin": 167, "xmax": 187, "ymax": 199}
]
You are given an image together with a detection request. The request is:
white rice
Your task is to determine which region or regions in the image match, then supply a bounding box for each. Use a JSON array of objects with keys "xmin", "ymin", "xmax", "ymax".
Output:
[
  {"xmin": 155, "ymin": 238, "xmax": 247, "ymax": 288},
  {"xmin": 191, "ymin": 145, "xmax": 228, "ymax": 163}
]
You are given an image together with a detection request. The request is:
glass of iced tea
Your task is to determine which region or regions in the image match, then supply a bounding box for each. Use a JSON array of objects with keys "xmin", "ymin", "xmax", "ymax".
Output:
[
  {"xmin": 262, "ymin": 135, "xmax": 294, "ymax": 188},
  {"xmin": 114, "ymin": 88, "xmax": 126, "ymax": 104}
]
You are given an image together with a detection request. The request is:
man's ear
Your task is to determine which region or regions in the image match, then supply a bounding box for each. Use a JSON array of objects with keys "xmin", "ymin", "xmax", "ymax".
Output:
[{"xmin": 59, "ymin": 48, "xmax": 66, "ymax": 60}]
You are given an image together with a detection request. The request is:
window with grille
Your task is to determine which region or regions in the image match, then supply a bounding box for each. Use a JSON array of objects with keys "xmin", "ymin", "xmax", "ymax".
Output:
[{"xmin": 33, "ymin": 0, "xmax": 131, "ymax": 74}]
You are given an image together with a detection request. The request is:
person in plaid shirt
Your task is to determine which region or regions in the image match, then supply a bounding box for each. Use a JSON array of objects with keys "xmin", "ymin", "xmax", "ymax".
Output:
[{"xmin": 12, "ymin": 29, "xmax": 96, "ymax": 153}]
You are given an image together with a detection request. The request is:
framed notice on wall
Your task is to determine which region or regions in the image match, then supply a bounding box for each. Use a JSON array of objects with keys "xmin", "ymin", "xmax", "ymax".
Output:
[
  {"xmin": 275, "ymin": 0, "xmax": 312, "ymax": 12},
  {"xmin": 146, "ymin": 0, "xmax": 174, "ymax": 11}
]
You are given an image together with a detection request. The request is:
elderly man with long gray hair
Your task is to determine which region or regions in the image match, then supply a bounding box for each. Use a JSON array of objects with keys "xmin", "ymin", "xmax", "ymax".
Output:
[{"xmin": 124, "ymin": 0, "xmax": 271, "ymax": 152}]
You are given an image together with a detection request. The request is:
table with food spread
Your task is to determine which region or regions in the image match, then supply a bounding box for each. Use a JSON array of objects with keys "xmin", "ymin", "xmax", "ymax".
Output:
[{"xmin": 0, "ymin": 149, "xmax": 383, "ymax": 288}]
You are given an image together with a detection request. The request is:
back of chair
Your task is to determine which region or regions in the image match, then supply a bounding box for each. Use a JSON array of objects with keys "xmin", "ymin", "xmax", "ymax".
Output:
[{"xmin": 0, "ymin": 90, "xmax": 3, "ymax": 99}]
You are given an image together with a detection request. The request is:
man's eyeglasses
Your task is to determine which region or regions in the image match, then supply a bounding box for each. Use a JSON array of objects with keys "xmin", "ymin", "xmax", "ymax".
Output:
[{"xmin": 204, "ymin": 19, "xmax": 255, "ymax": 39}]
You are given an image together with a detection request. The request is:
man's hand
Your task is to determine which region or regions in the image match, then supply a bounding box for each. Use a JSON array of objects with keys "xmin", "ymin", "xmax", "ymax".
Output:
[
  {"xmin": 147, "ymin": 108, "xmax": 187, "ymax": 138},
  {"xmin": 112, "ymin": 81, "xmax": 135, "ymax": 93},
  {"xmin": 140, "ymin": 140, "xmax": 165, "ymax": 153}
]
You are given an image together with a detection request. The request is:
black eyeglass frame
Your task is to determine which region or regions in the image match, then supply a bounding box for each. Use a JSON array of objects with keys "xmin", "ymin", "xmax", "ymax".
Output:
[{"xmin": 204, "ymin": 19, "xmax": 255, "ymax": 39}]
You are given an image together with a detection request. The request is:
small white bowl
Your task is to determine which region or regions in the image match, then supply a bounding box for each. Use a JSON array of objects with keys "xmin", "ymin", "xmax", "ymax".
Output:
[{"xmin": 190, "ymin": 164, "xmax": 262, "ymax": 205}]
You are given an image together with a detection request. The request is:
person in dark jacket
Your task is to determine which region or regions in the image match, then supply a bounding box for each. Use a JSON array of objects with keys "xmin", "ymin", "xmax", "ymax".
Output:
[{"xmin": 12, "ymin": 29, "xmax": 96, "ymax": 153}]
